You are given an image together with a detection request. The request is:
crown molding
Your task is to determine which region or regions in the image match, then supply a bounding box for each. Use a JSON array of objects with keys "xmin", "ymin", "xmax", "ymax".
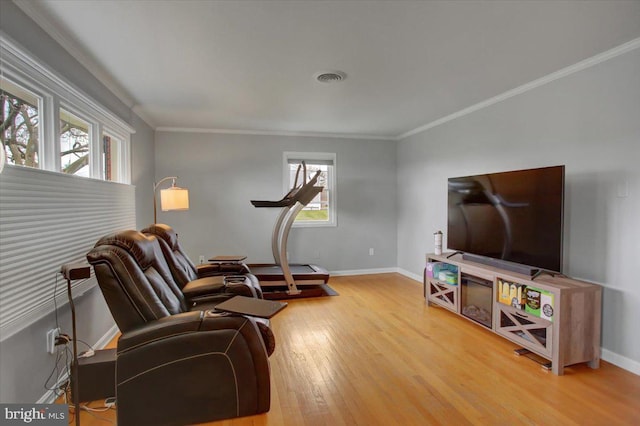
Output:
[
  {"xmin": 398, "ymin": 37, "xmax": 640, "ymax": 141},
  {"xmin": 155, "ymin": 126, "xmax": 395, "ymax": 141},
  {"xmin": 131, "ymin": 105, "xmax": 157, "ymax": 129},
  {"xmin": 13, "ymin": 0, "xmax": 136, "ymax": 109}
]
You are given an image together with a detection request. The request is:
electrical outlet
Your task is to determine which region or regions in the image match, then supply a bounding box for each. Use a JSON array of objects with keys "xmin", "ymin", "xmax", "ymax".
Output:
[
  {"xmin": 46, "ymin": 328, "xmax": 60, "ymax": 354},
  {"xmin": 369, "ymin": 248, "xmax": 375, "ymax": 256},
  {"xmin": 199, "ymin": 255, "xmax": 205, "ymax": 264}
]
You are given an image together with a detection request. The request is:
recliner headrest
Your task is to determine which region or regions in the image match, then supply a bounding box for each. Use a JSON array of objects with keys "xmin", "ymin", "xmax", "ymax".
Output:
[
  {"xmin": 94, "ymin": 230, "xmax": 157, "ymax": 269},
  {"xmin": 141, "ymin": 223, "xmax": 178, "ymax": 250}
]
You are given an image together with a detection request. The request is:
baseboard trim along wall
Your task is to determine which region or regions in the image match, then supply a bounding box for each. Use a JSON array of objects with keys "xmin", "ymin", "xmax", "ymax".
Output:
[
  {"xmin": 37, "ymin": 323, "xmax": 119, "ymax": 404},
  {"xmin": 396, "ymin": 268, "xmax": 423, "ymax": 283},
  {"xmin": 331, "ymin": 267, "xmax": 400, "ymax": 277},
  {"xmin": 601, "ymin": 349, "xmax": 640, "ymax": 377}
]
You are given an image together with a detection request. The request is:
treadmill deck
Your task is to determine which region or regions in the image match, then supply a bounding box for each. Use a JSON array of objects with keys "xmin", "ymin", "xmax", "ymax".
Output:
[{"xmin": 248, "ymin": 263, "xmax": 329, "ymax": 286}]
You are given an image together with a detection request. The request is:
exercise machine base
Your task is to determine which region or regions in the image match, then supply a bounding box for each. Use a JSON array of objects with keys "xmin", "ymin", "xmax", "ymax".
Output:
[{"xmin": 262, "ymin": 285, "xmax": 327, "ymax": 300}]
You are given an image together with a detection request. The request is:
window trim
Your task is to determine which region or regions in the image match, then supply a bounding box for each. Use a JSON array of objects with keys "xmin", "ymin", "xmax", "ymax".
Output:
[
  {"xmin": 0, "ymin": 34, "xmax": 134, "ymax": 183},
  {"xmin": 283, "ymin": 151, "xmax": 337, "ymax": 228}
]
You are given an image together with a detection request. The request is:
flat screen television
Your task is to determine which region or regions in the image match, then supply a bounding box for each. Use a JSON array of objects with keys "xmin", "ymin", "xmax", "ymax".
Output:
[{"xmin": 447, "ymin": 165, "xmax": 564, "ymax": 273}]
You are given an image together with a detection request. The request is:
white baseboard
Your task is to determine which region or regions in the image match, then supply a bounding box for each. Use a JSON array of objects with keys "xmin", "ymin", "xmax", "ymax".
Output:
[
  {"xmin": 330, "ymin": 267, "xmax": 423, "ymax": 283},
  {"xmin": 601, "ymin": 348, "xmax": 640, "ymax": 376},
  {"xmin": 330, "ymin": 267, "xmax": 399, "ymax": 276},
  {"xmin": 94, "ymin": 323, "xmax": 120, "ymax": 349},
  {"xmin": 37, "ymin": 322, "xmax": 119, "ymax": 404},
  {"xmin": 396, "ymin": 268, "xmax": 423, "ymax": 283}
]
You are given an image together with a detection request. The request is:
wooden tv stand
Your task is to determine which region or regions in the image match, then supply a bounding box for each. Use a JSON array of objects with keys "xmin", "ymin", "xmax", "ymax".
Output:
[{"xmin": 424, "ymin": 253, "xmax": 602, "ymax": 375}]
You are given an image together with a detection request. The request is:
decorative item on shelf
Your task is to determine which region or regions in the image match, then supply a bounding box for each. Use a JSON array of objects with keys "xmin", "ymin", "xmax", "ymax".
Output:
[
  {"xmin": 498, "ymin": 279, "xmax": 526, "ymax": 310},
  {"xmin": 60, "ymin": 262, "xmax": 91, "ymax": 426},
  {"xmin": 498, "ymin": 279, "xmax": 511, "ymax": 306},
  {"xmin": 525, "ymin": 286, "xmax": 555, "ymax": 321},
  {"xmin": 425, "ymin": 261, "xmax": 438, "ymax": 278},
  {"xmin": 441, "ymin": 271, "xmax": 458, "ymax": 285},
  {"xmin": 153, "ymin": 176, "xmax": 190, "ymax": 223},
  {"xmin": 509, "ymin": 283, "xmax": 526, "ymax": 310},
  {"xmin": 434, "ymin": 230, "xmax": 443, "ymax": 255},
  {"xmin": 430, "ymin": 262, "xmax": 458, "ymax": 283}
]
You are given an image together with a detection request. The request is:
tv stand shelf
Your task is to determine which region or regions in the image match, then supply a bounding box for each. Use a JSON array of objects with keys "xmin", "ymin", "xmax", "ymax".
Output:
[{"xmin": 424, "ymin": 253, "xmax": 602, "ymax": 375}]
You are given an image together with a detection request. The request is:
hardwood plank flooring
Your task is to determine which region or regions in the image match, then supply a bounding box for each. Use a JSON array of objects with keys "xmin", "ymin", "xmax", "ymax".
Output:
[{"xmin": 75, "ymin": 273, "xmax": 640, "ymax": 425}]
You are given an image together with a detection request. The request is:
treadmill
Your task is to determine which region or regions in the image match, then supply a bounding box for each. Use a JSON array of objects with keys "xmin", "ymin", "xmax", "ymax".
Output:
[{"xmin": 248, "ymin": 163, "xmax": 330, "ymax": 296}]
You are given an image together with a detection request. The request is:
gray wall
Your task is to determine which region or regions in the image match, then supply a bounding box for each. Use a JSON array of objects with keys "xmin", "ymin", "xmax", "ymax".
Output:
[
  {"xmin": 0, "ymin": 1, "xmax": 155, "ymax": 402},
  {"xmin": 397, "ymin": 47, "xmax": 640, "ymax": 369},
  {"xmin": 131, "ymin": 114, "xmax": 156, "ymax": 229},
  {"xmin": 154, "ymin": 132, "xmax": 397, "ymax": 273}
]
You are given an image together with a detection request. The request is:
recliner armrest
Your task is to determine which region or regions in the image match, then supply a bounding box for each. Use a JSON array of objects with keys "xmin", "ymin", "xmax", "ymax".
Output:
[
  {"xmin": 181, "ymin": 276, "xmax": 226, "ymax": 299},
  {"xmin": 117, "ymin": 311, "xmax": 207, "ymax": 352},
  {"xmin": 195, "ymin": 263, "xmax": 222, "ymax": 277},
  {"xmin": 183, "ymin": 275, "xmax": 263, "ymax": 302},
  {"xmin": 196, "ymin": 262, "xmax": 249, "ymax": 277}
]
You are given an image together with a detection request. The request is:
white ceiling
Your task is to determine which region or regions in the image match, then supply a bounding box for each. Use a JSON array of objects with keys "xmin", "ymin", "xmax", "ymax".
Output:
[{"xmin": 15, "ymin": 0, "xmax": 640, "ymax": 139}]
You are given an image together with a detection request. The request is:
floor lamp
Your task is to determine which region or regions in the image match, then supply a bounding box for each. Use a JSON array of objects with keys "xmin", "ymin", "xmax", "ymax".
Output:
[
  {"xmin": 154, "ymin": 176, "xmax": 190, "ymax": 223},
  {"xmin": 60, "ymin": 263, "xmax": 91, "ymax": 426}
]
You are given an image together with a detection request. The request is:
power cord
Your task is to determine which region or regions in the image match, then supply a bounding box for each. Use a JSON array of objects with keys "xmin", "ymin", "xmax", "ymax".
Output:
[{"xmin": 43, "ymin": 338, "xmax": 72, "ymax": 397}]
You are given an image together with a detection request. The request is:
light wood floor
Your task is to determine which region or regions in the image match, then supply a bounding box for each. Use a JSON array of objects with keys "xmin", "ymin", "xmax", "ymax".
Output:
[{"xmin": 76, "ymin": 273, "xmax": 640, "ymax": 425}]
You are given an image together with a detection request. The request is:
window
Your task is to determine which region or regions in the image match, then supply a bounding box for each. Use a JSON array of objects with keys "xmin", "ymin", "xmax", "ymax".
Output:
[
  {"xmin": 1, "ymin": 77, "xmax": 42, "ymax": 169},
  {"xmin": 102, "ymin": 133, "xmax": 123, "ymax": 182},
  {"xmin": 59, "ymin": 108, "xmax": 90, "ymax": 176},
  {"xmin": 284, "ymin": 152, "xmax": 336, "ymax": 227},
  {"xmin": 0, "ymin": 34, "xmax": 134, "ymax": 183}
]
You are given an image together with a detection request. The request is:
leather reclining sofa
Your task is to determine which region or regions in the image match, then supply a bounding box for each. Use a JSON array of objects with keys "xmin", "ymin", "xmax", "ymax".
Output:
[{"xmin": 87, "ymin": 228, "xmax": 273, "ymax": 426}]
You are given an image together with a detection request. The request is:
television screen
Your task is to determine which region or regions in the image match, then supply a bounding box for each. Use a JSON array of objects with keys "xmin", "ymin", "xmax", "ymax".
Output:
[{"xmin": 447, "ymin": 165, "xmax": 564, "ymax": 272}]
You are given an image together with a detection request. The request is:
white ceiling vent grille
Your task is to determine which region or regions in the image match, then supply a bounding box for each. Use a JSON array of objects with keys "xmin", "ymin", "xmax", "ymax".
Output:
[{"xmin": 315, "ymin": 71, "xmax": 347, "ymax": 83}]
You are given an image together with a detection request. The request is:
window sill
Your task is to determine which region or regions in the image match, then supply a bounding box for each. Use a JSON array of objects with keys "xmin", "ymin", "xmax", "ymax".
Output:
[{"xmin": 292, "ymin": 221, "xmax": 337, "ymax": 228}]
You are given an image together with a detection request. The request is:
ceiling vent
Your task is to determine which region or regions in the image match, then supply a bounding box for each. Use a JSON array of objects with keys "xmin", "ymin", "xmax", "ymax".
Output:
[{"xmin": 315, "ymin": 71, "xmax": 347, "ymax": 83}]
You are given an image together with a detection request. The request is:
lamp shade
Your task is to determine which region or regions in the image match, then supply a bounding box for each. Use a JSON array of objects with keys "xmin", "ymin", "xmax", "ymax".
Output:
[{"xmin": 160, "ymin": 186, "xmax": 189, "ymax": 211}]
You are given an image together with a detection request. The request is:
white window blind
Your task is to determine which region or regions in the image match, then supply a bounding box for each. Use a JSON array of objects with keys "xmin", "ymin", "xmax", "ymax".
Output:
[{"xmin": 0, "ymin": 165, "xmax": 136, "ymax": 339}]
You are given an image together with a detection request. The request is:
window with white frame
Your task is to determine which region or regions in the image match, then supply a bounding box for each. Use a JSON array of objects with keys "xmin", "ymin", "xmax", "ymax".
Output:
[
  {"xmin": 0, "ymin": 35, "xmax": 133, "ymax": 183},
  {"xmin": 1, "ymin": 76, "xmax": 42, "ymax": 169},
  {"xmin": 59, "ymin": 108, "xmax": 91, "ymax": 176},
  {"xmin": 284, "ymin": 152, "xmax": 336, "ymax": 227}
]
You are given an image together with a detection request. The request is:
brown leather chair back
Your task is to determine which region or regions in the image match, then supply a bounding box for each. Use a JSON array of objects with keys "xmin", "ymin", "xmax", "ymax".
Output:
[
  {"xmin": 86, "ymin": 230, "xmax": 189, "ymax": 333},
  {"xmin": 141, "ymin": 223, "xmax": 198, "ymax": 287}
]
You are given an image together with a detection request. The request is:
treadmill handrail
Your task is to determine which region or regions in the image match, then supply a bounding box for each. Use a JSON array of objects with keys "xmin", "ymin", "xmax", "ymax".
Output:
[{"xmin": 250, "ymin": 169, "xmax": 321, "ymax": 208}]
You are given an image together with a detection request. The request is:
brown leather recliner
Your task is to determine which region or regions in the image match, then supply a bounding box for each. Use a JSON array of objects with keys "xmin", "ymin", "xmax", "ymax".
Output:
[
  {"xmin": 141, "ymin": 223, "xmax": 263, "ymax": 300},
  {"xmin": 87, "ymin": 230, "xmax": 272, "ymax": 426}
]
